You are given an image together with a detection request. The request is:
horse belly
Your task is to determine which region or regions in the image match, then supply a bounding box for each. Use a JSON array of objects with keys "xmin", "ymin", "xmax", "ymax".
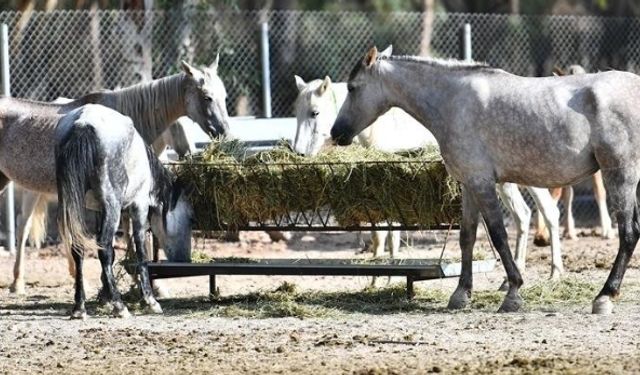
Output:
[{"xmin": 0, "ymin": 130, "xmax": 57, "ymax": 194}]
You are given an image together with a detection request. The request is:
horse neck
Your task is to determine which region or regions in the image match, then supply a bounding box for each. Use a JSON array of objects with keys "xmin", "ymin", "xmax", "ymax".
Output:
[
  {"xmin": 100, "ymin": 74, "xmax": 187, "ymax": 144},
  {"xmin": 382, "ymin": 60, "xmax": 470, "ymax": 141}
]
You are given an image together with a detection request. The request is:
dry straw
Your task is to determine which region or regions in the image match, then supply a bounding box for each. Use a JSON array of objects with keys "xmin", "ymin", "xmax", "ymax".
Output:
[{"xmin": 175, "ymin": 140, "xmax": 461, "ymax": 231}]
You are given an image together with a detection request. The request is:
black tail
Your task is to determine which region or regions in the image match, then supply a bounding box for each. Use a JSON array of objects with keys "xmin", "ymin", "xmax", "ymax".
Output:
[{"xmin": 56, "ymin": 125, "xmax": 102, "ymax": 255}]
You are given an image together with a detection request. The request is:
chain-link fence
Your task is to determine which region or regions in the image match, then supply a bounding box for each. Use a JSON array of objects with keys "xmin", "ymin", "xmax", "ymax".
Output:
[{"xmin": 2, "ymin": 9, "xmax": 639, "ymax": 231}]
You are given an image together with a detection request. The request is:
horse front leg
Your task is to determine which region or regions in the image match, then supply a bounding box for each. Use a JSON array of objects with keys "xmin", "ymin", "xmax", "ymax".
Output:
[
  {"xmin": 131, "ymin": 204, "xmax": 162, "ymax": 314},
  {"xmin": 462, "ymin": 179, "xmax": 524, "ymax": 312},
  {"xmin": 447, "ymin": 186, "xmax": 480, "ymax": 310},
  {"xmin": 527, "ymin": 186, "xmax": 564, "ymax": 279},
  {"xmin": 593, "ymin": 171, "xmax": 614, "ymax": 239},
  {"xmin": 10, "ymin": 192, "xmax": 39, "ymax": 295},
  {"xmin": 592, "ymin": 168, "xmax": 640, "ymax": 314}
]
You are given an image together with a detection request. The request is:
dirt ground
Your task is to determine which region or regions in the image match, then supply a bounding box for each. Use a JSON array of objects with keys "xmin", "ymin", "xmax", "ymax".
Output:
[{"xmin": 1, "ymin": 228, "xmax": 640, "ymax": 374}]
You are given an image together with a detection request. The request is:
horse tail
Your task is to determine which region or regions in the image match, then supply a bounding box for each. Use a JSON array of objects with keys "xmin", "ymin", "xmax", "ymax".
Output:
[
  {"xmin": 56, "ymin": 125, "xmax": 101, "ymax": 256},
  {"xmin": 28, "ymin": 195, "xmax": 49, "ymax": 249}
]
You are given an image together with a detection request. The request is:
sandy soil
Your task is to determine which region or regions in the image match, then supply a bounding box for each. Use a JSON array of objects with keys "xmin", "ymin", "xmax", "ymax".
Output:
[{"xmin": 1, "ymin": 229, "xmax": 640, "ymax": 374}]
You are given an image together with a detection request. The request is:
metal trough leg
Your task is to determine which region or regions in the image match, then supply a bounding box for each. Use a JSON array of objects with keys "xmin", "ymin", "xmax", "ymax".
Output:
[
  {"xmin": 209, "ymin": 274, "xmax": 217, "ymax": 300},
  {"xmin": 406, "ymin": 275, "xmax": 415, "ymax": 300}
]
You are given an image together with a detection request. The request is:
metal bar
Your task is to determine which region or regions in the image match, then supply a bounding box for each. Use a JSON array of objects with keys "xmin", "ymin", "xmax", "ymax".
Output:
[
  {"xmin": 406, "ymin": 276, "xmax": 415, "ymax": 300},
  {"xmin": 1, "ymin": 24, "xmax": 15, "ymax": 254},
  {"xmin": 209, "ymin": 275, "xmax": 217, "ymax": 300},
  {"xmin": 260, "ymin": 22, "xmax": 272, "ymax": 118},
  {"xmin": 462, "ymin": 23, "xmax": 472, "ymax": 61},
  {"xmin": 195, "ymin": 224, "xmax": 459, "ymax": 232}
]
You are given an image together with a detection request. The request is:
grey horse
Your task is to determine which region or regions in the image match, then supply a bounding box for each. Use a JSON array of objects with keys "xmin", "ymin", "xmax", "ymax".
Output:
[{"xmin": 331, "ymin": 46, "xmax": 640, "ymax": 314}]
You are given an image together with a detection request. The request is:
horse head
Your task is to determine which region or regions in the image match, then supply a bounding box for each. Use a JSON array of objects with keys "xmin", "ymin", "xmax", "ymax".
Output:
[
  {"xmin": 331, "ymin": 45, "xmax": 394, "ymax": 146},
  {"xmin": 293, "ymin": 75, "xmax": 342, "ymax": 155},
  {"xmin": 181, "ymin": 55, "xmax": 231, "ymax": 139},
  {"xmin": 150, "ymin": 178, "xmax": 194, "ymax": 263}
]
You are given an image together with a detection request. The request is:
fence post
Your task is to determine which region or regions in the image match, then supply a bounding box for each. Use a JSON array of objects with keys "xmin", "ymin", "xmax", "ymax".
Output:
[
  {"xmin": 1, "ymin": 23, "xmax": 15, "ymax": 254},
  {"xmin": 461, "ymin": 23, "xmax": 472, "ymax": 61},
  {"xmin": 260, "ymin": 21, "xmax": 272, "ymax": 118}
]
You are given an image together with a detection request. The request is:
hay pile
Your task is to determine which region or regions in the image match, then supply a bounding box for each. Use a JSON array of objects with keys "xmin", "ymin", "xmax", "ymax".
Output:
[{"xmin": 176, "ymin": 140, "xmax": 461, "ymax": 230}]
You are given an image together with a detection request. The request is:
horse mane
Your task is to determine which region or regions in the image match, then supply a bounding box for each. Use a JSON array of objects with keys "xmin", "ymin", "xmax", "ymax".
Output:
[
  {"xmin": 349, "ymin": 54, "xmax": 491, "ymax": 81},
  {"xmin": 94, "ymin": 74, "xmax": 187, "ymax": 144},
  {"xmin": 144, "ymin": 146, "xmax": 177, "ymax": 213}
]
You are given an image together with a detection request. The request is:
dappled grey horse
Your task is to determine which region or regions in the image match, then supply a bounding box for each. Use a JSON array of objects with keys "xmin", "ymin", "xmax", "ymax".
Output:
[
  {"xmin": 56, "ymin": 104, "xmax": 193, "ymax": 319},
  {"xmin": 294, "ymin": 71, "xmax": 563, "ymax": 284},
  {"xmin": 8, "ymin": 59, "xmax": 228, "ymax": 295},
  {"xmin": 331, "ymin": 46, "xmax": 640, "ymax": 314}
]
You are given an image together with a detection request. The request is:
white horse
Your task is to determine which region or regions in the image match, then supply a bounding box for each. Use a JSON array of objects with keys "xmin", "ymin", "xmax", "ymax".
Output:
[
  {"xmin": 294, "ymin": 75, "xmax": 436, "ymax": 258},
  {"xmin": 56, "ymin": 104, "xmax": 193, "ymax": 318},
  {"xmin": 8, "ymin": 59, "xmax": 228, "ymax": 295},
  {"xmin": 295, "ymin": 59, "xmax": 564, "ymax": 281}
]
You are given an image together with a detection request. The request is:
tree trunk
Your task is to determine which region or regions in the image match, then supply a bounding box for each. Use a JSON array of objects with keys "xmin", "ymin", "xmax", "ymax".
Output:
[
  {"xmin": 419, "ymin": 0, "xmax": 434, "ymax": 57},
  {"xmin": 119, "ymin": 0, "xmax": 154, "ymax": 85}
]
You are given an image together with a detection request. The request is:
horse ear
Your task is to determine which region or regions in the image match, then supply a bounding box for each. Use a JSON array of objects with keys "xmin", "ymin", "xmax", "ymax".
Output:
[
  {"xmin": 209, "ymin": 53, "xmax": 220, "ymax": 73},
  {"xmin": 380, "ymin": 45, "xmax": 393, "ymax": 58},
  {"xmin": 294, "ymin": 75, "xmax": 307, "ymax": 92},
  {"xmin": 363, "ymin": 46, "xmax": 378, "ymax": 68},
  {"xmin": 181, "ymin": 60, "xmax": 197, "ymax": 76},
  {"xmin": 552, "ymin": 66, "xmax": 565, "ymax": 76},
  {"xmin": 318, "ymin": 76, "xmax": 332, "ymax": 95}
]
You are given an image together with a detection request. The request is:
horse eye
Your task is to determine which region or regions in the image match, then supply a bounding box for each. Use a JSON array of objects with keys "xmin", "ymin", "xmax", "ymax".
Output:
[
  {"xmin": 204, "ymin": 96, "xmax": 213, "ymax": 102},
  {"xmin": 347, "ymin": 85, "xmax": 355, "ymax": 93},
  {"xmin": 310, "ymin": 110, "xmax": 319, "ymax": 118}
]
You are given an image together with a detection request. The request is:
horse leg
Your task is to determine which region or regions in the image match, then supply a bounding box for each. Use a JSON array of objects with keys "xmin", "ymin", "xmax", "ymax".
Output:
[
  {"xmin": 457, "ymin": 179, "xmax": 524, "ymax": 312},
  {"xmin": 447, "ymin": 186, "xmax": 480, "ymax": 310},
  {"xmin": 149, "ymin": 233, "xmax": 170, "ymax": 299},
  {"xmin": 592, "ymin": 168, "xmax": 640, "ymax": 314},
  {"xmin": 10, "ymin": 192, "xmax": 39, "ymax": 295},
  {"xmin": 593, "ymin": 171, "xmax": 614, "ymax": 239},
  {"xmin": 130, "ymin": 204, "xmax": 162, "ymax": 314},
  {"xmin": 527, "ymin": 187, "xmax": 564, "ymax": 279},
  {"xmin": 533, "ymin": 187, "xmax": 562, "ymax": 246},
  {"xmin": 97, "ymin": 201, "xmax": 129, "ymax": 318},
  {"xmin": 69, "ymin": 243, "xmax": 87, "ymax": 319},
  {"xmin": 387, "ymin": 229, "xmax": 401, "ymax": 258},
  {"xmin": 496, "ymin": 183, "xmax": 530, "ymax": 291},
  {"xmin": 562, "ymin": 187, "xmax": 578, "ymax": 239}
]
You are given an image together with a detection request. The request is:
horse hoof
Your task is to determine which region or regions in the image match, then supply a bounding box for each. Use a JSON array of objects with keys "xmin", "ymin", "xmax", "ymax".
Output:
[
  {"xmin": 602, "ymin": 230, "xmax": 615, "ymax": 240},
  {"xmin": 70, "ymin": 309, "xmax": 88, "ymax": 320},
  {"xmin": 9, "ymin": 281, "xmax": 26, "ymax": 295},
  {"xmin": 145, "ymin": 301, "xmax": 164, "ymax": 315},
  {"xmin": 447, "ymin": 288, "xmax": 470, "ymax": 310},
  {"xmin": 113, "ymin": 305, "xmax": 131, "ymax": 319},
  {"xmin": 533, "ymin": 235, "xmax": 550, "ymax": 247},
  {"xmin": 153, "ymin": 284, "xmax": 171, "ymax": 299},
  {"xmin": 497, "ymin": 279, "xmax": 509, "ymax": 292},
  {"xmin": 592, "ymin": 296, "xmax": 614, "ymax": 315},
  {"xmin": 498, "ymin": 294, "xmax": 523, "ymax": 313},
  {"xmin": 564, "ymin": 232, "xmax": 578, "ymax": 240}
]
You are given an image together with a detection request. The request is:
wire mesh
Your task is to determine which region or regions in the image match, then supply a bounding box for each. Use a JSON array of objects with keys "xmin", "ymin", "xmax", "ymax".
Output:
[{"xmin": 1, "ymin": 9, "xmax": 636, "ymax": 230}]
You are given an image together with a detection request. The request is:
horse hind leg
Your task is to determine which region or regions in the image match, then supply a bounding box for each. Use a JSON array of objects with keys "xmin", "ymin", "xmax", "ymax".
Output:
[
  {"xmin": 562, "ymin": 186, "xmax": 578, "ymax": 239},
  {"xmin": 593, "ymin": 171, "xmax": 614, "ymax": 239},
  {"xmin": 533, "ymin": 187, "xmax": 562, "ymax": 246},
  {"xmin": 97, "ymin": 197, "xmax": 130, "ymax": 318},
  {"xmin": 527, "ymin": 186, "xmax": 564, "ymax": 279},
  {"xmin": 130, "ymin": 203, "xmax": 162, "ymax": 314},
  {"xmin": 69, "ymin": 243, "xmax": 87, "ymax": 319},
  {"xmin": 592, "ymin": 167, "xmax": 640, "ymax": 314},
  {"xmin": 10, "ymin": 192, "xmax": 38, "ymax": 295}
]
